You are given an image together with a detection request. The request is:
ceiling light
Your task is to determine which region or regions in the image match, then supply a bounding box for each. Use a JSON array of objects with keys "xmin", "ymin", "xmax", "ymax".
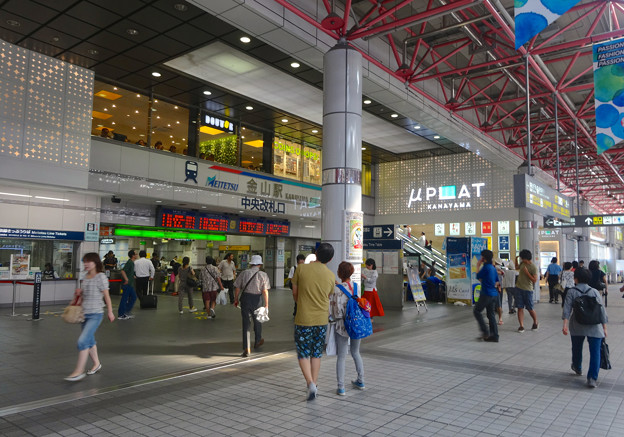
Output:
[
  {"xmin": 152, "ymin": 72, "xmax": 162, "ymax": 77},
  {"xmin": 34, "ymin": 196, "xmax": 69, "ymax": 202},
  {"xmin": 126, "ymin": 28, "xmax": 139, "ymax": 36},
  {"xmin": 176, "ymin": 121, "xmax": 180, "ymax": 124},
  {"xmin": 103, "ymin": 108, "xmax": 108, "ymax": 111},
  {"xmin": 311, "ymin": 129, "xmax": 318, "ymax": 133},
  {"xmin": 136, "ymin": 94, "xmax": 141, "ymax": 98},
  {"xmin": 111, "ymin": 104, "xmax": 116, "ymax": 108},
  {"xmin": 414, "ymin": 125, "xmax": 421, "ymax": 129},
  {"xmin": 362, "ymin": 147, "xmax": 366, "ymax": 150},
  {"xmin": 155, "ymin": 200, "xmax": 162, "ymax": 203},
  {"xmin": 174, "ymin": 106, "xmax": 178, "ymax": 109},
  {"xmin": 113, "ymin": 87, "xmax": 117, "ymax": 90},
  {"xmin": 304, "ymin": 225, "xmax": 316, "ymax": 228},
  {"xmin": 6, "ymin": 19, "xmax": 20, "ymax": 27},
  {"xmin": 87, "ymin": 49, "xmax": 99, "ymax": 55},
  {"xmin": 246, "ymin": 106, "xmax": 253, "ymax": 110},
  {"xmin": 174, "ymin": 3, "xmax": 188, "ymax": 11},
  {"xmin": 112, "ymin": 122, "xmax": 115, "ymax": 125},
  {"xmin": 154, "ymin": 99, "xmax": 158, "ymax": 103},
  {"xmin": 240, "ymin": 36, "xmax": 251, "ymax": 43},
  {"xmin": 0, "ymin": 192, "xmax": 31, "ymax": 198},
  {"xmin": 291, "ymin": 62, "xmax": 300, "ymax": 68},
  {"xmin": 281, "ymin": 118, "xmax": 288, "ymax": 123},
  {"xmin": 203, "ymin": 90, "xmax": 212, "ymax": 96},
  {"xmin": 135, "ymin": 110, "xmax": 139, "ymax": 113},
  {"xmin": 363, "ymin": 99, "xmax": 371, "ymax": 105},
  {"xmin": 433, "ymin": 135, "xmax": 441, "ymax": 139},
  {"xmin": 391, "ymin": 113, "xmax": 399, "ymax": 118}
]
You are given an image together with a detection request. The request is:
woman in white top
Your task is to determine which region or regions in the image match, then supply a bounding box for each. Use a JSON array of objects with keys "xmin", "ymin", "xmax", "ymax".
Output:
[
  {"xmin": 65, "ymin": 253, "xmax": 114, "ymax": 382},
  {"xmin": 501, "ymin": 259, "xmax": 519, "ymax": 314},
  {"xmin": 218, "ymin": 253, "xmax": 237, "ymax": 304},
  {"xmin": 560, "ymin": 261, "xmax": 575, "ymax": 307},
  {"xmin": 362, "ymin": 258, "xmax": 384, "ymax": 318},
  {"xmin": 329, "ymin": 261, "xmax": 365, "ymax": 395}
]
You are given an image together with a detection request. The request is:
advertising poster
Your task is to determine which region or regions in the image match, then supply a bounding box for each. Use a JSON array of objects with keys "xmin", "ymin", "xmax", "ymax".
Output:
[
  {"xmin": 10, "ymin": 254, "xmax": 30, "ymax": 279},
  {"xmin": 449, "ymin": 223, "xmax": 460, "ymax": 236},
  {"xmin": 499, "ymin": 235, "xmax": 510, "ymax": 251},
  {"xmin": 407, "ymin": 266, "xmax": 426, "ymax": 302},
  {"xmin": 481, "ymin": 221, "xmax": 492, "ymax": 235},
  {"xmin": 498, "ymin": 221, "xmax": 510, "ymax": 235},
  {"xmin": 434, "ymin": 223, "xmax": 445, "ymax": 236},
  {"xmin": 470, "ymin": 237, "xmax": 488, "ymax": 302},
  {"xmin": 465, "ymin": 222, "xmax": 476, "ymax": 235},
  {"xmin": 445, "ymin": 237, "xmax": 471, "ymax": 303},
  {"xmin": 345, "ymin": 211, "xmax": 364, "ymax": 262}
]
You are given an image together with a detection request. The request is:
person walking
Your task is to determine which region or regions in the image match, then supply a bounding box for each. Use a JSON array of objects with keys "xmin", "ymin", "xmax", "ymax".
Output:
[
  {"xmin": 545, "ymin": 257, "xmax": 563, "ymax": 304},
  {"xmin": 218, "ymin": 253, "xmax": 237, "ymax": 304},
  {"xmin": 177, "ymin": 257, "xmax": 198, "ymax": 314},
  {"xmin": 292, "ymin": 243, "xmax": 335, "ymax": 401},
  {"xmin": 501, "ymin": 259, "xmax": 518, "ymax": 314},
  {"xmin": 329, "ymin": 261, "xmax": 365, "ymax": 395},
  {"xmin": 588, "ymin": 260, "xmax": 608, "ymax": 307},
  {"xmin": 234, "ymin": 255, "xmax": 270, "ymax": 357},
  {"xmin": 289, "ymin": 254, "xmax": 306, "ymax": 316},
  {"xmin": 118, "ymin": 250, "xmax": 138, "ymax": 320},
  {"xmin": 362, "ymin": 258, "xmax": 384, "ymax": 318},
  {"xmin": 562, "ymin": 267, "xmax": 608, "ymax": 388},
  {"xmin": 134, "ymin": 250, "xmax": 155, "ymax": 300},
  {"xmin": 200, "ymin": 256, "xmax": 223, "ymax": 318},
  {"xmin": 560, "ymin": 262, "xmax": 575, "ymax": 307},
  {"xmin": 515, "ymin": 249, "xmax": 539, "ymax": 332},
  {"xmin": 64, "ymin": 253, "xmax": 115, "ymax": 381},
  {"xmin": 474, "ymin": 250, "xmax": 500, "ymax": 342}
]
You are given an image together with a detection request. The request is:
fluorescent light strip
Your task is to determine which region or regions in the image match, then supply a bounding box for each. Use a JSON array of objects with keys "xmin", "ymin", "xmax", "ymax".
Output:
[
  {"xmin": 0, "ymin": 192, "xmax": 32, "ymax": 198},
  {"xmin": 34, "ymin": 196, "xmax": 70, "ymax": 202}
]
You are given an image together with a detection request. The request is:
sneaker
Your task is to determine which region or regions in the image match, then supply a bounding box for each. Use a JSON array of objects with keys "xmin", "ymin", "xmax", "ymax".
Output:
[
  {"xmin": 351, "ymin": 380, "xmax": 365, "ymax": 390},
  {"xmin": 125, "ymin": 313, "xmax": 135, "ymax": 319},
  {"xmin": 118, "ymin": 315, "xmax": 130, "ymax": 320},
  {"xmin": 484, "ymin": 336, "xmax": 499, "ymax": 342},
  {"xmin": 517, "ymin": 327, "xmax": 525, "ymax": 333},
  {"xmin": 531, "ymin": 323, "xmax": 539, "ymax": 331},
  {"xmin": 189, "ymin": 307, "xmax": 198, "ymax": 313},
  {"xmin": 587, "ymin": 378, "xmax": 597, "ymax": 388},
  {"xmin": 307, "ymin": 382, "xmax": 317, "ymax": 401},
  {"xmin": 210, "ymin": 308, "xmax": 216, "ymax": 318},
  {"xmin": 509, "ymin": 310, "xmax": 516, "ymax": 314},
  {"xmin": 336, "ymin": 388, "xmax": 345, "ymax": 396},
  {"xmin": 179, "ymin": 311, "xmax": 184, "ymax": 315},
  {"xmin": 571, "ymin": 364, "xmax": 582, "ymax": 376}
]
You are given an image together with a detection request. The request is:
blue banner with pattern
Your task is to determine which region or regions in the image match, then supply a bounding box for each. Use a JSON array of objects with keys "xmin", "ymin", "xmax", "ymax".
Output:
[{"xmin": 515, "ymin": 0, "xmax": 581, "ymax": 50}]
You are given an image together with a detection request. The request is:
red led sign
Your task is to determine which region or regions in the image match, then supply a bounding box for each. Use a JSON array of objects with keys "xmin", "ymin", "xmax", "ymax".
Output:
[
  {"xmin": 159, "ymin": 212, "xmax": 196, "ymax": 229},
  {"xmin": 198, "ymin": 217, "xmax": 228, "ymax": 232}
]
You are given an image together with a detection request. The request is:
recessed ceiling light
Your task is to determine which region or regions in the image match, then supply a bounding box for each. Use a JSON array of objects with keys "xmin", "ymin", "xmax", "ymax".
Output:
[
  {"xmin": 414, "ymin": 125, "xmax": 421, "ymax": 129},
  {"xmin": 311, "ymin": 129, "xmax": 318, "ymax": 134},
  {"xmin": 433, "ymin": 135, "xmax": 441, "ymax": 139},
  {"xmin": 203, "ymin": 90, "xmax": 212, "ymax": 95},
  {"xmin": 246, "ymin": 106, "xmax": 253, "ymax": 110},
  {"xmin": 363, "ymin": 99, "xmax": 371, "ymax": 105},
  {"xmin": 136, "ymin": 94, "xmax": 141, "ymax": 98},
  {"xmin": 362, "ymin": 147, "xmax": 367, "ymax": 150},
  {"xmin": 391, "ymin": 113, "xmax": 399, "ymax": 118},
  {"xmin": 174, "ymin": 106, "xmax": 178, "ymax": 109},
  {"xmin": 113, "ymin": 87, "xmax": 117, "ymax": 90},
  {"xmin": 155, "ymin": 200, "xmax": 162, "ymax": 203},
  {"xmin": 152, "ymin": 72, "xmax": 161, "ymax": 77},
  {"xmin": 174, "ymin": 3, "xmax": 188, "ymax": 11},
  {"xmin": 281, "ymin": 118, "xmax": 288, "ymax": 123},
  {"xmin": 291, "ymin": 62, "xmax": 300, "ymax": 68},
  {"xmin": 240, "ymin": 36, "xmax": 251, "ymax": 43},
  {"xmin": 126, "ymin": 28, "xmax": 139, "ymax": 36},
  {"xmin": 6, "ymin": 19, "xmax": 20, "ymax": 27},
  {"xmin": 87, "ymin": 49, "xmax": 98, "ymax": 55}
]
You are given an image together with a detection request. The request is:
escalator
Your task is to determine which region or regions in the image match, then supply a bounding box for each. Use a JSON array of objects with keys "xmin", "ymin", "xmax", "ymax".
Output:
[{"xmin": 396, "ymin": 227, "xmax": 447, "ymax": 278}]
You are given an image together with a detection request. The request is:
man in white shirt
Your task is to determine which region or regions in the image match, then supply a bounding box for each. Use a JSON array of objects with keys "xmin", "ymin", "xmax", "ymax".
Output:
[
  {"xmin": 218, "ymin": 253, "xmax": 237, "ymax": 304},
  {"xmin": 418, "ymin": 232, "xmax": 427, "ymax": 247},
  {"xmin": 134, "ymin": 250, "xmax": 155, "ymax": 299}
]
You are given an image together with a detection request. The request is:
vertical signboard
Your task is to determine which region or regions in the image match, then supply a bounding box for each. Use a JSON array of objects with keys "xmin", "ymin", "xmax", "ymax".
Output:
[
  {"xmin": 445, "ymin": 237, "xmax": 471, "ymax": 303},
  {"xmin": 345, "ymin": 211, "xmax": 364, "ymax": 263},
  {"xmin": 32, "ymin": 272, "xmax": 42, "ymax": 320}
]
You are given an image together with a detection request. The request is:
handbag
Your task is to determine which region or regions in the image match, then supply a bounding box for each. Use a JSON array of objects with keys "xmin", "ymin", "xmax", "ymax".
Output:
[
  {"xmin": 186, "ymin": 276, "xmax": 198, "ymax": 288},
  {"xmin": 600, "ymin": 339, "xmax": 612, "ymax": 370},
  {"xmin": 62, "ymin": 296, "xmax": 84, "ymax": 324},
  {"xmin": 325, "ymin": 322, "xmax": 337, "ymax": 356}
]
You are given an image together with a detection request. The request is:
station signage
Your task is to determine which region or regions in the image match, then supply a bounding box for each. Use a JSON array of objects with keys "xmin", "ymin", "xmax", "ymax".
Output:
[
  {"xmin": 408, "ymin": 183, "xmax": 485, "ymax": 210},
  {"xmin": 0, "ymin": 228, "xmax": 85, "ymax": 240},
  {"xmin": 545, "ymin": 214, "xmax": 624, "ymax": 228},
  {"xmin": 363, "ymin": 224, "xmax": 394, "ymax": 240},
  {"xmin": 514, "ymin": 174, "xmax": 571, "ymax": 219}
]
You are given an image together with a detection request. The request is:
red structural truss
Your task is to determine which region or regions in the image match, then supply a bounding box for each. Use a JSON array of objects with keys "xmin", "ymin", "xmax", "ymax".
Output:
[{"xmin": 273, "ymin": 0, "xmax": 624, "ymax": 213}]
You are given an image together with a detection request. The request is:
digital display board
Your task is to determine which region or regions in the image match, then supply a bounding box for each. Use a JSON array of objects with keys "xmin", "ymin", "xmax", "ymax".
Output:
[
  {"xmin": 156, "ymin": 207, "xmax": 289, "ymax": 236},
  {"xmin": 514, "ymin": 174, "xmax": 571, "ymax": 219}
]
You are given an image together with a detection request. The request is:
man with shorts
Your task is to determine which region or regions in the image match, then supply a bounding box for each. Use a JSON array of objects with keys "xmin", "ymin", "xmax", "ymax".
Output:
[
  {"xmin": 292, "ymin": 243, "xmax": 335, "ymax": 401},
  {"xmin": 515, "ymin": 249, "xmax": 539, "ymax": 332}
]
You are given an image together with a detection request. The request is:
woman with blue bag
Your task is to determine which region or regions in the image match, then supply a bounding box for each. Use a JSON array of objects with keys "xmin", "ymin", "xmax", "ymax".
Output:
[{"xmin": 329, "ymin": 261, "xmax": 366, "ymax": 396}]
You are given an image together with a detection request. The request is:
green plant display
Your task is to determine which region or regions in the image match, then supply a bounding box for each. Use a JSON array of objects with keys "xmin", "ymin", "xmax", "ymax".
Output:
[{"xmin": 199, "ymin": 135, "xmax": 238, "ymax": 165}]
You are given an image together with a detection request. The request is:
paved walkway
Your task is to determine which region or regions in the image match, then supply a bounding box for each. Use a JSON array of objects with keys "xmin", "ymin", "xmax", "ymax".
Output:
[{"xmin": 1, "ymin": 286, "xmax": 624, "ymax": 436}]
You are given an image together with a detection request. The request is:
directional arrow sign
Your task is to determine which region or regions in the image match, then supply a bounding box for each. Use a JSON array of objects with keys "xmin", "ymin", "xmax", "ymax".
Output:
[
  {"xmin": 545, "ymin": 214, "xmax": 624, "ymax": 228},
  {"xmin": 585, "ymin": 217, "xmax": 592, "ymax": 226},
  {"xmin": 363, "ymin": 224, "xmax": 395, "ymax": 240}
]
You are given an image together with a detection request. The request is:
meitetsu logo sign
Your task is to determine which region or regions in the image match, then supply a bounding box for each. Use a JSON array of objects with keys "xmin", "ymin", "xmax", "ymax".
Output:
[{"xmin": 408, "ymin": 183, "xmax": 485, "ymax": 210}]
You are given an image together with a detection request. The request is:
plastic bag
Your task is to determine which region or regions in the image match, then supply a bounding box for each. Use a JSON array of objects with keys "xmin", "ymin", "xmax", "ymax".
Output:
[
  {"xmin": 254, "ymin": 306, "xmax": 270, "ymax": 323},
  {"xmin": 216, "ymin": 289, "xmax": 228, "ymax": 305},
  {"xmin": 325, "ymin": 323, "xmax": 336, "ymax": 356}
]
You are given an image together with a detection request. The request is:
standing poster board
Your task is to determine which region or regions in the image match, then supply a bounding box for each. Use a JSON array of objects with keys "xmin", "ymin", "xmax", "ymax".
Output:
[
  {"xmin": 10, "ymin": 254, "xmax": 30, "ymax": 279},
  {"xmin": 407, "ymin": 266, "xmax": 427, "ymax": 312},
  {"xmin": 445, "ymin": 237, "xmax": 471, "ymax": 303}
]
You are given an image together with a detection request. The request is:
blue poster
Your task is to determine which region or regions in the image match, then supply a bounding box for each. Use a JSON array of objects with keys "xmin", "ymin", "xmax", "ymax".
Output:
[
  {"xmin": 515, "ymin": 0, "xmax": 581, "ymax": 50},
  {"xmin": 445, "ymin": 237, "xmax": 471, "ymax": 303},
  {"xmin": 594, "ymin": 37, "xmax": 624, "ymax": 153},
  {"xmin": 498, "ymin": 235, "xmax": 510, "ymax": 251}
]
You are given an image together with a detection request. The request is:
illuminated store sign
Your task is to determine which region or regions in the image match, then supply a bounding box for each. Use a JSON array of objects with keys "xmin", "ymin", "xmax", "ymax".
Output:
[
  {"xmin": 204, "ymin": 115, "xmax": 235, "ymax": 132},
  {"xmin": 408, "ymin": 183, "xmax": 485, "ymax": 210}
]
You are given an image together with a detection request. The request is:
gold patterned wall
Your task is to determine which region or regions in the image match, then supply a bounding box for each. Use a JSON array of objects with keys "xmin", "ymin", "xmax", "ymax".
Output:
[{"xmin": 0, "ymin": 40, "xmax": 93, "ymax": 168}]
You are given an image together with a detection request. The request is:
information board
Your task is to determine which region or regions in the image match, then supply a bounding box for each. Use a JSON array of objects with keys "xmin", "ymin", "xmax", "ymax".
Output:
[
  {"xmin": 0, "ymin": 228, "xmax": 84, "ymax": 240},
  {"xmin": 514, "ymin": 174, "xmax": 571, "ymax": 219}
]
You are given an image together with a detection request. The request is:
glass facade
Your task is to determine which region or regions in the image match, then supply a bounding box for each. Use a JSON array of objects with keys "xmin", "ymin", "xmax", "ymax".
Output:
[
  {"xmin": 273, "ymin": 138, "xmax": 322, "ymax": 185},
  {"xmin": 0, "ymin": 239, "xmax": 78, "ymax": 279},
  {"xmin": 240, "ymin": 127, "xmax": 264, "ymax": 170}
]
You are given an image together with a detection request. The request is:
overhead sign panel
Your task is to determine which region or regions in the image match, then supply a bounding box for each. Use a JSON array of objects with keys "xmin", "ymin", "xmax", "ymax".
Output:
[
  {"xmin": 363, "ymin": 224, "xmax": 394, "ymax": 240},
  {"xmin": 513, "ymin": 174, "xmax": 571, "ymax": 219},
  {"xmin": 544, "ymin": 214, "xmax": 624, "ymax": 228}
]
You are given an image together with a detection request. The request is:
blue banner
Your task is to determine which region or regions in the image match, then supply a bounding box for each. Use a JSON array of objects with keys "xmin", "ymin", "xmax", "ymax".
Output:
[
  {"xmin": 515, "ymin": 0, "xmax": 581, "ymax": 50},
  {"xmin": 0, "ymin": 228, "xmax": 84, "ymax": 240}
]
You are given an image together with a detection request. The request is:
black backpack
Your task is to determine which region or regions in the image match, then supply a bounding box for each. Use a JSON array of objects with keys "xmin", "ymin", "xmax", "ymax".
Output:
[{"xmin": 572, "ymin": 287, "xmax": 602, "ymax": 325}]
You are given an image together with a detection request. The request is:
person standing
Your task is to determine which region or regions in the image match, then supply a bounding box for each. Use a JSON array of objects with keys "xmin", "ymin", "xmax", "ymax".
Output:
[
  {"xmin": 515, "ymin": 250, "xmax": 539, "ymax": 332},
  {"xmin": 134, "ymin": 250, "xmax": 155, "ymax": 300},
  {"xmin": 362, "ymin": 258, "xmax": 384, "ymax": 318},
  {"xmin": 234, "ymin": 255, "xmax": 270, "ymax": 357},
  {"xmin": 200, "ymin": 256, "xmax": 223, "ymax": 318},
  {"xmin": 329, "ymin": 261, "xmax": 365, "ymax": 395},
  {"xmin": 218, "ymin": 253, "xmax": 237, "ymax": 304},
  {"xmin": 588, "ymin": 260, "xmax": 608, "ymax": 307},
  {"xmin": 292, "ymin": 243, "xmax": 335, "ymax": 401},
  {"xmin": 177, "ymin": 257, "xmax": 198, "ymax": 314},
  {"xmin": 545, "ymin": 257, "xmax": 563, "ymax": 304},
  {"xmin": 474, "ymin": 250, "xmax": 500, "ymax": 342},
  {"xmin": 118, "ymin": 250, "xmax": 138, "ymax": 320},
  {"xmin": 65, "ymin": 253, "xmax": 115, "ymax": 381},
  {"xmin": 560, "ymin": 262, "xmax": 575, "ymax": 307},
  {"xmin": 103, "ymin": 251, "xmax": 117, "ymax": 271},
  {"xmin": 418, "ymin": 232, "xmax": 426, "ymax": 247},
  {"xmin": 562, "ymin": 267, "xmax": 608, "ymax": 388},
  {"xmin": 289, "ymin": 254, "xmax": 306, "ymax": 316}
]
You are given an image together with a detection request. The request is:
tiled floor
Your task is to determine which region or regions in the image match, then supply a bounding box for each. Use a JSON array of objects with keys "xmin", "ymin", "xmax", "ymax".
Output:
[{"xmin": 1, "ymin": 286, "xmax": 624, "ymax": 436}]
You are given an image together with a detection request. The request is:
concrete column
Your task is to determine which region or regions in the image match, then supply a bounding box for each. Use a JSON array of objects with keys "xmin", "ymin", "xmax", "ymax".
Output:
[
  {"xmin": 518, "ymin": 208, "xmax": 540, "ymax": 301},
  {"xmin": 322, "ymin": 40, "xmax": 363, "ymax": 281}
]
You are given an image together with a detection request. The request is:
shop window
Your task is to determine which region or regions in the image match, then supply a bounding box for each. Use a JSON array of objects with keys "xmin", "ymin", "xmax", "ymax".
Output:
[
  {"xmin": 92, "ymin": 80, "xmax": 148, "ymax": 145},
  {"xmin": 151, "ymin": 99, "xmax": 190, "ymax": 154},
  {"xmin": 273, "ymin": 138, "xmax": 301, "ymax": 181},
  {"xmin": 199, "ymin": 113, "xmax": 238, "ymax": 165},
  {"xmin": 0, "ymin": 239, "xmax": 77, "ymax": 279},
  {"xmin": 303, "ymin": 145, "xmax": 321, "ymax": 185},
  {"xmin": 240, "ymin": 127, "xmax": 264, "ymax": 171}
]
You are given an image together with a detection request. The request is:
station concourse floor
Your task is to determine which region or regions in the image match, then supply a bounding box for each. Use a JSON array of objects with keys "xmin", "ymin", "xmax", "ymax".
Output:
[{"xmin": 2, "ymin": 286, "xmax": 624, "ymax": 436}]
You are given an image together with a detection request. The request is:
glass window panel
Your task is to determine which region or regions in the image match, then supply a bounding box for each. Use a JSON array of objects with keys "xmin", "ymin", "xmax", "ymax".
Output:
[
  {"xmin": 303, "ymin": 145, "xmax": 321, "ymax": 185},
  {"xmin": 199, "ymin": 133, "xmax": 238, "ymax": 166},
  {"xmin": 273, "ymin": 138, "xmax": 301, "ymax": 181},
  {"xmin": 241, "ymin": 127, "xmax": 264, "ymax": 171},
  {"xmin": 91, "ymin": 80, "xmax": 148, "ymax": 145},
  {"xmin": 151, "ymin": 100, "xmax": 189, "ymax": 155},
  {"xmin": 362, "ymin": 163, "xmax": 372, "ymax": 196},
  {"xmin": 0, "ymin": 239, "xmax": 77, "ymax": 279}
]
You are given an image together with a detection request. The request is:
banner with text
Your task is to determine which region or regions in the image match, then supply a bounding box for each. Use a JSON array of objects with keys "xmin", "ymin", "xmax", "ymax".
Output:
[{"xmin": 594, "ymin": 37, "xmax": 624, "ymax": 153}]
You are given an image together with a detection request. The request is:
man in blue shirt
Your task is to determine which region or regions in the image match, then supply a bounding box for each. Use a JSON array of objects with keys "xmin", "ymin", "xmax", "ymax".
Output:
[
  {"xmin": 544, "ymin": 257, "xmax": 563, "ymax": 304},
  {"xmin": 475, "ymin": 249, "xmax": 500, "ymax": 342}
]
